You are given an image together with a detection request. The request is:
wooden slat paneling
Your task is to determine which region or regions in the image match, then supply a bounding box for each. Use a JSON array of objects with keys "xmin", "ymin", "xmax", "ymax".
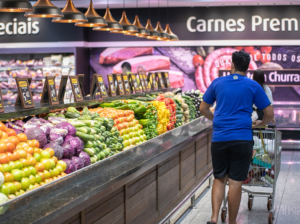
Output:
[
  {"xmin": 158, "ymin": 172, "xmax": 179, "ymax": 197},
  {"xmin": 128, "ymin": 200, "xmax": 157, "ymax": 224},
  {"xmin": 112, "ymin": 215, "xmax": 125, "ymax": 224},
  {"xmin": 69, "ymin": 219, "xmax": 80, "ymax": 224},
  {"xmin": 181, "ymin": 144, "xmax": 195, "ymax": 161},
  {"xmin": 159, "ymin": 180, "xmax": 180, "ymax": 208},
  {"xmin": 94, "ymin": 203, "xmax": 124, "ymax": 224},
  {"xmin": 158, "ymin": 155, "xmax": 179, "ymax": 177},
  {"xmin": 61, "ymin": 213, "xmax": 80, "ymax": 224},
  {"xmin": 159, "ymin": 164, "xmax": 179, "ymax": 185}
]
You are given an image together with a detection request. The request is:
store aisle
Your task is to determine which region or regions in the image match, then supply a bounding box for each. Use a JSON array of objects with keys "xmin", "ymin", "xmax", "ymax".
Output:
[{"xmin": 175, "ymin": 151, "xmax": 300, "ymax": 224}]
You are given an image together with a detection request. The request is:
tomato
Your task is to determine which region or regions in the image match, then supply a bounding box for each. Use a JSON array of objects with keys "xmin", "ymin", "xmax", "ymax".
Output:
[
  {"xmin": 7, "ymin": 136, "xmax": 20, "ymax": 146},
  {"xmin": 17, "ymin": 133, "xmax": 27, "ymax": 142},
  {"xmin": 35, "ymin": 162, "xmax": 45, "ymax": 172},
  {"xmin": 0, "ymin": 153, "xmax": 10, "ymax": 164},
  {"xmin": 20, "ymin": 158, "xmax": 29, "ymax": 167},
  {"xmin": 114, "ymin": 119, "xmax": 120, "ymax": 125},
  {"xmin": 6, "ymin": 128, "xmax": 16, "ymax": 137},
  {"xmin": 12, "ymin": 152, "xmax": 20, "ymax": 161},
  {"xmin": 244, "ymin": 46, "xmax": 254, "ymax": 53},
  {"xmin": 260, "ymin": 46, "xmax": 272, "ymax": 54},
  {"xmin": 0, "ymin": 143, "xmax": 7, "ymax": 153},
  {"xmin": 27, "ymin": 140, "xmax": 34, "ymax": 147},
  {"xmin": 261, "ymin": 53, "xmax": 271, "ymax": 64},
  {"xmin": 45, "ymin": 148, "xmax": 54, "ymax": 157},
  {"xmin": 27, "ymin": 157, "xmax": 37, "ymax": 166},
  {"xmin": 17, "ymin": 149, "xmax": 27, "ymax": 159},
  {"xmin": 0, "ymin": 123, "xmax": 7, "ymax": 132},
  {"xmin": 251, "ymin": 50, "xmax": 262, "ymax": 61},
  {"xmin": 193, "ymin": 55, "xmax": 204, "ymax": 67},
  {"xmin": 1, "ymin": 132, "xmax": 8, "ymax": 140},
  {"xmin": 24, "ymin": 146, "xmax": 34, "ymax": 155},
  {"xmin": 234, "ymin": 46, "xmax": 244, "ymax": 51},
  {"xmin": 122, "ymin": 123, "xmax": 128, "ymax": 129}
]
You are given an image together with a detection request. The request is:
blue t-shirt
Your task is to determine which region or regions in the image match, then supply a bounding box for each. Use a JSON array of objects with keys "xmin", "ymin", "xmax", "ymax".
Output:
[{"xmin": 203, "ymin": 74, "xmax": 271, "ymax": 142}]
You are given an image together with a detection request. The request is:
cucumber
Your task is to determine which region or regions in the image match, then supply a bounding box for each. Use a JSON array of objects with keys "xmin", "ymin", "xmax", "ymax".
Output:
[{"xmin": 83, "ymin": 148, "xmax": 95, "ymax": 156}]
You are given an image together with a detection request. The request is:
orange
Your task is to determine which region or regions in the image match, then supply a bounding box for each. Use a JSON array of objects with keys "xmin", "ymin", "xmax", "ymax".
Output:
[
  {"xmin": 6, "ymin": 142, "xmax": 15, "ymax": 153},
  {"xmin": 35, "ymin": 162, "xmax": 45, "ymax": 172},
  {"xmin": 27, "ymin": 157, "xmax": 36, "ymax": 166},
  {"xmin": 44, "ymin": 148, "xmax": 54, "ymax": 157},
  {"xmin": 0, "ymin": 153, "xmax": 10, "ymax": 164},
  {"xmin": 31, "ymin": 140, "xmax": 39, "ymax": 148},
  {"xmin": 6, "ymin": 129, "xmax": 16, "ymax": 137},
  {"xmin": 4, "ymin": 172, "xmax": 14, "ymax": 182},
  {"xmin": 1, "ymin": 132, "xmax": 8, "ymax": 140},
  {"xmin": 0, "ymin": 123, "xmax": 7, "ymax": 132},
  {"xmin": 20, "ymin": 158, "xmax": 29, "ymax": 167},
  {"xmin": 17, "ymin": 133, "xmax": 27, "ymax": 143},
  {"xmin": 0, "ymin": 143, "xmax": 7, "ymax": 153},
  {"xmin": 17, "ymin": 149, "xmax": 27, "ymax": 159},
  {"xmin": 7, "ymin": 136, "xmax": 19, "ymax": 146}
]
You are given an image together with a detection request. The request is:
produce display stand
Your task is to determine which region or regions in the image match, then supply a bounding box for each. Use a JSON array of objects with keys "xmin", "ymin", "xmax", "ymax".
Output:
[{"xmin": 0, "ymin": 89, "xmax": 213, "ymax": 224}]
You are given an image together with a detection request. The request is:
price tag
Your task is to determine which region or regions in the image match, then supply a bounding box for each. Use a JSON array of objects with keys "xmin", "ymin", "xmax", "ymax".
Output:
[
  {"xmin": 0, "ymin": 87, "xmax": 4, "ymax": 113},
  {"xmin": 149, "ymin": 73, "xmax": 158, "ymax": 90},
  {"xmin": 130, "ymin": 74, "xmax": 141, "ymax": 93},
  {"xmin": 138, "ymin": 74, "xmax": 146, "ymax": 92},
  {"xmin": 97, "ymin": 75, "xmax": 108, "ymax": 98},
  {"xmin": 77, "ymin": 74, "xmax": 85, "ymax": 96},
  {"xmin": 163, "ymin": 72, "xmax": 171, "ymax": 88},
  {"xmin": 116, "ymin": 74, "xmax": 125, "ymax": 95},
  {"xmin": 108, "ymin": 74, "xmax": 116, "ymax": 97},
  {"xmin": 15, "ymin": 77, "xmax": 35, "ymax": 109},
  {"xmin": 122, "ymin": 74, "xmax": 131, "ymax": 95},
  {"xmin": 157, "ymin": 72, "xmax": 165, "ymax": 89},
  {"xmin": 41, "ymin": 76, "xmax": 59, "ymax": 105},
  {"xmin": 143, "ymin": 74, "xmax": 151, "ymax": 91},
  {"xmin": 58, "ymin": 75, "xmax": 69, "ymax": 101},
  {"xmin": 69, "ymin": 76, "xmax": 83, "ymax": 102}
]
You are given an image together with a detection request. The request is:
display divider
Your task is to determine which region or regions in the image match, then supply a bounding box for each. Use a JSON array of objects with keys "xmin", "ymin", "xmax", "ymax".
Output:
[
  {"xmin": 69, "ymin": 76, "xmax": 83, "ymax": 102},
  {"xmin": 40, "ymin": 76, "xmax": 59, "ymax": 105},
  {"xmin": 58, "ymin": 75, "xmax": 69, "ymax": 102},
  {"xmin": 107, "ymin": 74, "xmax": 117, "ymax": 97},
  {"xmin": 77, "ymin": 74, "xmax": 85, "ymax": 97},
  {"xmin": 15, "ymin": 77, "xmax": 35, "ymax": 109}
]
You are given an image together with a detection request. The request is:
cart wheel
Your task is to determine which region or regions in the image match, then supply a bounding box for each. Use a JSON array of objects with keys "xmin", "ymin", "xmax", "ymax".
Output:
[
  {"xmin": 221, "ymin": 208, "xmax": 227, "ymax": 222},
  {"xmin": 268, "ymin": 212, "xmax": 273, "ymax": 224},
  {"xmin": 248, "ymin": 196, "xmax": 254, "ymax": 210},
  {"xmin": 267, "ymin": 198, "xmax": 272, "ymax": 211}
]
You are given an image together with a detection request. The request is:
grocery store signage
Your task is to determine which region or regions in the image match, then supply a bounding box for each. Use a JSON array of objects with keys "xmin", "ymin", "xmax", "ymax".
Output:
[
  {"xmin": 97, "ymin": 75, "xmax": 108, "ymax": 98},
  {"xmin": 219, "ymin": 70, "xmax": 300, "ymax": 86},
  {"xmin": 41, "ymin": 76, "xmax": 59, "ymax": 105},
  {"xmin": 138, "ymin": 74, "xmax": 146, "ymax": 92},
  {"xmin": 15, "ymin": 78, "xmax": 35, "ymax": 109},
  {"xmin": 122, "ymin": 74, "xmax": 131, "ymax": 95},
  {"xmin": 107, "ymin": 74, "xmax": 116, "ymax": 97},
  {"xmin": 157, "ymin": 73, "xmax": 165, "ymax": 90},
  {"xmin": 115, "ymin": 74, "xmax": 125, "ymax": 95},
  {"xmin": 130, "ymin": 74, "xmax": 141, "ymax": 93},
  {"xmin": 0, "ymin": 18, "xmax": 39, "ymax": 36},
  {"xmin": 163, "ymin": 73, "xmax": 171, "ymax": 88},
  {"xmin": 70, "ymin": 76, "xmax": 83, "ymax": 102}
]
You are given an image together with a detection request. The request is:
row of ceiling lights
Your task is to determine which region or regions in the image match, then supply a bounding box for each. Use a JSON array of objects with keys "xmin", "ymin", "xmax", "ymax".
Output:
[{"xmin": 0, "ymin": 0, "xmax": 179, "ymax": 41}]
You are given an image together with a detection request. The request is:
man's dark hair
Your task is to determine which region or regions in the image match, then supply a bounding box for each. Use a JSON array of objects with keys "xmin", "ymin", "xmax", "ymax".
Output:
[
  {"xmin": 121, "ymin": 62, "xmax": 131, "ymax": 72},
  {"xmin": 253, "ymin": 69, "xmax": 265, "ymax": 90},
  {"xmin": 232, "ymin": 51, "xmax": 250, "ymax": 72}
]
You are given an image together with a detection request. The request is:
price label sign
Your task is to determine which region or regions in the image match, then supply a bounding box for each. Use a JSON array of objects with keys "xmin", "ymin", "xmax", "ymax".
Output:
[
  {"xmin": 15, "ymin": 78, "xmax": 35, "ymax": 109},
  {"xmin": 157, "ymin": 73, "xmax": 165, "ymax": 89},
  {"xmin": 0, "ymin": 87, "xmax": 4, "ymax": 113},
  {"xmin": 116, "ymin": 74, "xmax": 125, "ymax": 95},
  {"xmin": 122, "ymin": 74, "xmax": 131, "ymax": 95},
  {"xmin": 41, "ymin": 76, "xmax": 59, "ymax": 105},
  {"xmin": 163, "ymin": 72, "xmax": 171, "ymax": 88},
  {"xmin": 97, "ymin": 75, "xmax": 108, "ymax": 98},
  {"xmin": 144, "ymin": 74, "xmax": 151, "ymax": 91},
  {"xmin": 130, "ymin": 74, "xmax": 141, "ymax": 93},
  {"xmin": 138, "ymin": 74, "xmax": 146, "ymax": 92},
  {"xmin": 108, "ymin": 74, "xmax": 116, "ymax": 96},
  {"xmin": 58, "ymin": 76, "xmax": 69, "ymax": 101},
  {"xmin": 70, "ymin": 76, "xmax": 83, "ymax": 102},
  {"xmin": 150, "ymin": 73, "xmax": 158, "ymax": 90}
]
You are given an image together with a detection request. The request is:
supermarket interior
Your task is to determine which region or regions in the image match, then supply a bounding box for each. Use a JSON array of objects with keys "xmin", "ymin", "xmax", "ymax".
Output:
[{"xmin": 0, "ymin": 0, "xmax": 300, "ymax": 224}]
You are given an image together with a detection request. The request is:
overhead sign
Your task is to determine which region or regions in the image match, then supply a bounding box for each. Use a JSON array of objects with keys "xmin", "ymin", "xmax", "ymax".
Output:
[{"xmin": 219, "ymin": 70, "xmax": 300, "ymax": 86}]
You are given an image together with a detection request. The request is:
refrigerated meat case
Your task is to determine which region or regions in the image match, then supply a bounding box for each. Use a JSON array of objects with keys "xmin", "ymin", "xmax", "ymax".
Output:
[
  {"xmin": 273, "ymin": 102, "xmax": 300, "ymax": 150},
  {"xmin": 0, "ymin": 89, "xmax": 213, "ymax": 224}
]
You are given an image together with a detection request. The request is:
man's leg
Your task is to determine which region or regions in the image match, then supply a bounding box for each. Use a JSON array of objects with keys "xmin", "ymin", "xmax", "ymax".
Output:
[
  {"xmin": 211, "ymin": 175, "xmax": 228, "ymax": 223},
  {"xmin": 228, "ymin": 178, "xmax": 243, "ymax": 224}
]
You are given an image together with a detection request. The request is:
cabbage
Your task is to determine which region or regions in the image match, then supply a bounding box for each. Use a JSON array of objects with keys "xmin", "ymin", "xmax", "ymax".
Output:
[
  {"xmin": 49, "ymin": 133, "xmax": 64, "ymax": 145},
  {"xmin": 24, "ymin": 128, "xmax": 47, "ymax": 148},
  {"xmin": 71, "ymin": 156, "xmax": 84, "ymax": 170},
  {"xmin": 62, "ymin": 142, "xmax": 75, "ymax": 159},
  {"xmin": 28, "ymin": 117, "xmax": 40, "ymax": 123},
  {"xmin": 64, "ymin": 136, "xmax": 84, "ymax": 156},
  {"xmin": 50, "ymin": 128, "xmax": 68, "ymax": 137},
  {"xmin": 6, "ymin": 122, "xmax": 23, "ymax": 131},
  {"xmin": 40, "ymin": 124, "xmax": 51, "ymax": 135},
  {"xmin": 74, "ymin": 137, "xmax": 84, "ymax": 154},
  {"xmin": 65, "ymin": 160, "xmax": 77, "ymax": 174},
  {"xmin": 39, "ymin": 118, "xmax": 48, "ymax": 123},
  {"xmin": 14, "ymin": 120, "xmax": 25, "ymax": 127},
  {"xmin": 78, "ymin": 152, "xmax": 91, "ymax": 167},
  {"xmin": 43, "ymin": 143, "xmax": 63, "ymax": 159},
  {"xmin": 0, "ymin": 193, "xmax": 9, "ymax": 215},
  {"xmin": 23, "ymin": 123, "xmax": 39, "ymax": 130},
  {"xmin": 48, "ymin": 117, "xmax": 68, "ymax": 125},
  {"xmin": 55, "ymin": 122, "xmax": 76, "ymax": 137}
]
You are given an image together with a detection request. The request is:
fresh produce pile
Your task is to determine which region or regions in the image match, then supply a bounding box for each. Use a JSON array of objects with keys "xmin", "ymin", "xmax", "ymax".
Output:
[
  {"xmin": 155, "ymin": 94, "xmax": 176, "ymax": 131},
  {"xmin": 0, "ymin": 123, "xmax": 68, "ymax": 201},
  {"xmin": 183, "ymin": 90, "xmax": 203, "ymax": 118},
  {"xmin": 152, "ymin": 100, "xmax": 170, "ymax": 135}
]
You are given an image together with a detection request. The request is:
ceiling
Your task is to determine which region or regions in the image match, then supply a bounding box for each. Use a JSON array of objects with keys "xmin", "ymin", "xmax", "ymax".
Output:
[{"xmin": 32, "ymin": 0, "xmax": 300, "ymax": 8}]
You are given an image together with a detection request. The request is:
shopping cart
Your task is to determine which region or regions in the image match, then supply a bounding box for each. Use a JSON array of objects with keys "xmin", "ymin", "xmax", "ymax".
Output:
[{"xmin": 220, "ymin": 125, "xmax": 282, "ymax": 224}]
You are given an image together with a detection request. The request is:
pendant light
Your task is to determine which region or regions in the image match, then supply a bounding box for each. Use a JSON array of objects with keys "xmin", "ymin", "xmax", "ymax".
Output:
[
  {"xmin": 110, "ymin": 0, "xmax": 138, "ymax": 34},
  {"xmin": 155, "ymin": 0, "xmax": 170, "ymax": 41},
  {"xmin": 142, "ymin": 0, "xmax": 160, "ymax": 40},
  {"xmin": 124, "ymin": 0, "xmax": 149, "ymax": 37},
  {"xmin": 52, "ymin": 0, "xmax": 87, "ymax": 23},
  {"xmin": 75, "ymin": 0, "xmax": 107, "ymax": 27},
  {"xmin": 93, "ymin": 0, "xmax": 122, "ymax": 31},
  {"xmin": 0, "ymin": 0, "xmax": 32, "ymax": 12},
  {"xmin": 24, "ymin": 0, "xmax": 63, "ymax": 18},
  {"xmin": 164, "ymin": 0, "xmax": 179, "ymax": 41}
]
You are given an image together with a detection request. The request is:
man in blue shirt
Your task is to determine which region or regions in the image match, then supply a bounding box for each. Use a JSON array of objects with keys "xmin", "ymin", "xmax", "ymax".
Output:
[{"xmin": 200, "ymin": 51, "xmax": 274, "ymax": 224}]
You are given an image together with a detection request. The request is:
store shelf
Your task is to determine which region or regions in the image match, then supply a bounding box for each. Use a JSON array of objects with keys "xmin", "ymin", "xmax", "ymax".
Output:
[{"xmin": 0, "ymin": 66, "xmax": 75, "ymax": 71}]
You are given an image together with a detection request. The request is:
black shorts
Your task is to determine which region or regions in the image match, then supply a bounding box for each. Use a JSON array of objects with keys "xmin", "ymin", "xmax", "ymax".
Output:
[{"xmin": 211, "ymin": 141, "xmax": 253, "ymax": 181}]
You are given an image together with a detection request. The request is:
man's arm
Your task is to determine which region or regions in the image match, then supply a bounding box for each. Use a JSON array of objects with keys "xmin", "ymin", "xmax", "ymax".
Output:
[
  {"xmin": 200, "ymin": 101, "xmax": 214, "ymax": 121},
  {"xmin": 252, "ymin": 105, "xmax": 274, "ymax": 128}
]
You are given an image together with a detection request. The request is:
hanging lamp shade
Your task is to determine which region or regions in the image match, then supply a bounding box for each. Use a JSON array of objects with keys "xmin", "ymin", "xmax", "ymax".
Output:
[
  {"xmin": 0, "ymin": 0, "xmax": 32, "ymax": 12},
  {"xmin": 155, "ymin": 21, "xmax": 170, "ymax": 40},
  {"xmin": 93, "ymin": 7, "xmax": 123, "ymax": 31},
  {"xmin": 165, "ymin": 24, "xmax": 179, "ymax": 41},
  {"xmin": 24, "ymin": 0, "xmax": 62, "ymax": 18},
  {"xmin": 124, "ymin": 15, "xmax": 150, "ymax": 37},
  {"xmin": 52, "ymin": 0, "xmax": 87, "ymax": 23},
  {"xmin": 144, "ymin": 19, "xmax": 160, "ymax": 40},
  {"xmin": 75, "ymin": 1, "xmax": 107, "ymax": 27},
  {"xmin": 110, "ymin": 11, "xmax": 138, "ymax": 34}
]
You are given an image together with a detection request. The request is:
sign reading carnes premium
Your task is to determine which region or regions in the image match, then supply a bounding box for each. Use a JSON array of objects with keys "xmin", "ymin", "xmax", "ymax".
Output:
[{"xmin": 219, "ymin": 70, "xmax": 300, "ymax": 86}]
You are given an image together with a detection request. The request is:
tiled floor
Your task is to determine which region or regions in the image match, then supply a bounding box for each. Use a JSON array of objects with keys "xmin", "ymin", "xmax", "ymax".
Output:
[{"xmin": 175, "ymin": 151, "xmax": 300, "ymax": 224}]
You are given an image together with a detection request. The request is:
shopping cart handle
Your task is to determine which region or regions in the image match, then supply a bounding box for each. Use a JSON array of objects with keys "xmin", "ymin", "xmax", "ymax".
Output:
[{"xmin": 252, "ymin": 124, "xmax": 276, "ymax": 129}]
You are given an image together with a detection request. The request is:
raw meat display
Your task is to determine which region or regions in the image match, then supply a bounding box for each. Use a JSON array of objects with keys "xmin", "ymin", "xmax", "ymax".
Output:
[
  {"xmin": 112, "ymin": 55, "xmax": 170, "ymax": 73},
  {"xmin": 99, "ymin": 47, "xmax": 153, "ymax": 64}
]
